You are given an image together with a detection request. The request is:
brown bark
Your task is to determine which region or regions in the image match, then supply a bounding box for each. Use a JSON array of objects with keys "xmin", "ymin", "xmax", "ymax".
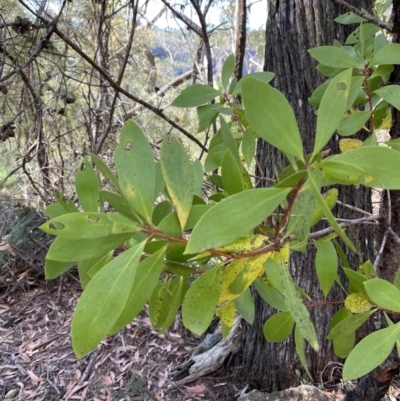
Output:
[{"xmin": 241, "ymin": 0, "xmax": 374, "ymax": 390}]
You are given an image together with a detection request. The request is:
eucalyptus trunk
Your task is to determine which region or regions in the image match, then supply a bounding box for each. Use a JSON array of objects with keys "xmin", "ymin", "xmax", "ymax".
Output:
[{"xmin": 241, "ymin": 0, "xmax": 375, "ymax": 390}]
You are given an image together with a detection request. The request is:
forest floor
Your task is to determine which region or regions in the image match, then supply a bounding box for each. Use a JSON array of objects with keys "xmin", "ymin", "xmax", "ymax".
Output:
[{"xmin": 0, "ymin": 274, "xmax": 244, "ymax": 401}]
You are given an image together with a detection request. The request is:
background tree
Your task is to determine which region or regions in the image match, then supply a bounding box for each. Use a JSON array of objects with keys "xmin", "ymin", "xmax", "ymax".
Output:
[{"xmin": 242, "ymin": 0, "xmax": 375, "ymax": 390}]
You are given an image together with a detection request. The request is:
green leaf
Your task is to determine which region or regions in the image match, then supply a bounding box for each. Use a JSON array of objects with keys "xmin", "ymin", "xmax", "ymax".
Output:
[
  {"xmin": 45, "ymin": 259, "xmax": 75, "ymax": 279},
  {"xmin": 220, "ymin": 116, "xmax": 241, "ymax": 167},
  {"xmin": 319, "ymin": 160, "xmax": 367, "ymax": 185},
  {"xmin": 87, "ymin": 251, "xmax": 113, "ymax": 278},
  {"xmin": 110, "ymin": 247, "xmax": 166, "ymax": 335},
  {"xmin": 47, "ymin": 233, "xmax": 133, "ymax": 262},
  {"xmin": 232, "ymin": 71, "xmax": 275, "ymax": 95},
  {"xmin": 185, "ymin": 187, "xmax": 290, "ymax": 254},
  {"xmin": 308, "ymin": 169, "xmax": 356, "ymax": 252},
  {"xmin": 328, "ymin": 146, "xmax": 400, "ymax": 189},
  {"xmin": 99, "ymin": 191, "xmax": 139, "ymax": 221},
  {"xmin": 44, "ymin": 203, "xmax": 68, "ymax": 219},
  {"xmin": 315, "ymin": 241, "xmax": 338, "ymax": 298},
  {"xmin": 90, "ymin": 153, "xmax": 120, "ymax": 192},
  {"xmin": 369, "ymin": 44, "xmax": 400, "ymax": 66},
  {"xmin": 335, "ymin": 12, "xmax": 367, "ymax": 24},
  {"xmin": 235, "ymin": 288, "xmax": 255, "ymax": 324},
  {"xmin": 263, "ymin": 257, "xmax": 284, "ymax": 293},
  {"xmin": 197, "ymin": 104, "xmax": 218, "ymax": 133},
  {"xmin": 185, "ymin": 205, "xmax": 212, "ymax": 231},
  {"xmin": 221, "ymin": 148, "xmax": 244, "ymax": 195},
  {"xmin": 308, "ymin": 46, "xmax": 360, "ymax": 68},
  {"xmin": 308, "ymin": 188, "xmax": 338, "ymax": 228},
  {"xmin": 281, "ymin": 257, "xmax": 319, "ymax": 350},
  {"xmin": 327, "ymin": 309, "xmax": 375, "ymax": 340},
  {"xmin": 75, "ymin": 158, "xmax": 100, "ymax": 212},
  {"xmin": 338, "ymin": 111, "xmax": 371, "ymax": 137},
  {"xmin": 343, "ymin": 323, "xmax": 400, "ymax": 381},
  {"xmin": 346, "ymin": 76, "xmax": 365, "ymax": 110},
  {"xmin": 54, "ymin": 190, "xmax": 79, "ymax": 213},
  {"xmin": 346, "ymin": 24, "xmax": 380, "ymax": 45},
  {"xmin": 182, "ymin": 265, "xmax": 221, "ymax": 335},
  {"xmin": 344, "ymin": 268, "xmax": 367, "ymax": 294},
  {"xmin": 160, "ymin": 138, "xmax": 195, "ymax": 230},
  {"xmin": 157, "ymin": 212, "xmax": 182, "ymax": 238},
  {"xmin": 374, "ymin": 85, "xmax": 400, "ymax": 110},
  {"xmin": 172, "ymin": 84, "xmax": 220, "ymax": 108},
  {"xmin": 78, "ymin": 256, "xmax": 103, "ymax": 289},
  {"xmin": 263, "ymin": 312, "xmax": 294, "ymax": 342},
  {"xmin": 254, "ymin": 278, "xmax": 288, "ymax": 311},
  {"xmin": 314, "ymin": 68, "xmax": 353, "ymax": 155},
  {"xmin": 285, "ymin": 185, "xmax": 315, "ymax": 242},
  {"xmin": 222, "ymin": 54, "xmax": 235, "ymax": 89},
  {"xmin": 394, "ymin": 268, "xmax": 400, "ymax": 291},
  {"xmin": 152, "ymin": 200, "xmax": 173, "ymax": 226},
  {"xmin": 115, "ymin": 120, "xmax": 155, "ymax": 223},
  {"xmin": 242, "ymin": 78, "xmax": 304, "ymax": 161},
  {"xmin": 295, "ymin": 326, "xmax": 312, "ymax": 379},
  {"xmin": 193, "ymin": 160, "xmax": 204, "ymax": 196},
  {"xmin": 204, "ymin": 143, "xmax": 225, "ymax": 172},
  {"xmin": 40, "ymin": 212, "xmax": 140, "ymax": 239},
  {"xmin": 71, "ymin": 241, "xmax": 145, "ymax": 358},
  {"xmin": 242, "ymin": 127, "xmax": 257, "ymax": 167},
  {"xmin": 364, "ymin": 279, "xmax": 400, "ymax": 312}
]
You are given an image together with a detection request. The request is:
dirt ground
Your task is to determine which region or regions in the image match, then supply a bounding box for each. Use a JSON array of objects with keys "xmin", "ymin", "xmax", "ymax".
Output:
[{"xmin": 0, "ymin": 274, "xmax": 244, "ymax": 401}]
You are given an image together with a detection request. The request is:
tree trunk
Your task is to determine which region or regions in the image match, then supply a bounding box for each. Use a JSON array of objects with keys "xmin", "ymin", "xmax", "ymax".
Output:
[{"xmin": 241, "ymin": 0, "xmax": 374, "ymax": 390}]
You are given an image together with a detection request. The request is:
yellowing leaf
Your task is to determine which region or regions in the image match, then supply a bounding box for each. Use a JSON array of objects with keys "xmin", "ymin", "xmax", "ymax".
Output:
[
  {"xmin": 216, "ymin": 235, "xmax": 268, "ymax": 254},
  {"xmin": 344, "ymin": 293, "xmax": 372, "ymax": 313},
  {"xmin": 339, "ymin": 138, "xmax": 363, "ymax": 153},
  {"xmin": 218, "ymin": 301, "xmax": 236, "ymax": 328}
]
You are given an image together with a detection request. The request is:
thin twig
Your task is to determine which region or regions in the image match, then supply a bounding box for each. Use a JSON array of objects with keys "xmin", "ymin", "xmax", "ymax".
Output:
[
  {"xmin": 336, "ymin": 200, "xmax": 372, "ymax": 216},
  {"xmin": 331, "ymin": 0, "xmax": 392, "ymax": 32},
  {"xmin": 374, "ymin": 191, "xmax": 392, "ymax": 269}
]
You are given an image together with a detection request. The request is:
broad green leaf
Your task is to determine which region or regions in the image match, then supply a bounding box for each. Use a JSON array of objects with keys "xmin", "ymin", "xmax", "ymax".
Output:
[
  {"xmin": 346, "ymin": 24, "xmax": 380, "ymax": 45},
  {"xmin": 285, "ymin": 185, "xmax": 315, "ymax": 242},
  {"xmin": 263, "ymin": 257, "xmax": 284, "ymax": 293},
  {"xmin": 338, "ymin": 111, "xmax": 371, "ymax": 137},
  {"xmin": 308, "ymin": 169, "xmax": 356, "ymax": 252},
  {"xmin": 384, "ymin": 313, "xmax": 400, "ymax": 356},
  {"xmin": 314, "ymin": 68, "xmax": 353, "ymax": 155},
  {"xmin": 222, "ymin": 54, "xmax": 235, "ymax": 89},
  {"xmin": 343, "ymin": 323, "xmax": 400, "ymax": 381},
  {"xmin": 254, "ymin": 278, "xmax": 288, "ymax": 311},
  {"xmin": 157, "ymin": 212, "xmax": 182, "ymax": 238},
  {"xmin": 182, "ymin": 265, "xmax": 221, "ymax": 335},
  {"xmin": 232, "ymin": 71, "xmax": 275, "ymax": 95},
  {"xmin": 364, "ymin": 279, "xmax": 400, "ymax": 312},
  {"xmin": 193, "ymin": 160, "xmax": 204, "ymax": 196},
  {"xmin": 40, "ymin": 212, "xmax": 140, "ymax": 239},
  {"xmin": 346, "ymin": 76, "xmax": 365, "ymax": 110},
  {"xmin": 221, "ymin": 148, "xmax": 243, "ymax": 195},
  {"xmin": 87, "ymin": 251, "xmax": 113, "ymax": 278},
  {"xmin": 99, "ymin": 191, "xmax": 140, "ymax": 221},
  {"xmin": 184, "ymin": 205, "xmax": 212, "ymax": 231},
  {"xmin": 281, "ymin": 258, "xmax": 319, "ymax": 350},
  {"xmin": 109, "ymin": 246, "xmax": 166, "ymax": 334},
  {"xmin": 275, "ymin": 170, "xmax": 307, "ymax": 188},
  {"xmin": 387, "ymin": 138, "xmax": 400, "ymax": 152},
  {"xmin": 235, "ymin": 288, "xmax": 255, "ymax": 324},
  {"xmin": 308, "ymin": 188, "xmax": 338, "ymax": 227},
  {"xmin": 47, "ymin": 233, "xmax": 133, "ymax": 262},
  {"xmin": 204, "ymin": 143, "xmax": 225, "ymax": 172},
  {"xmin": 309, "ymin": 80, "xmax": 330, "ymax": 107},
  {"xmin": 54, "ymin": 190, "xmax": 79, "ymax": 213},
  {"xmin": 334, "ymin": 12, "xmax": 367, "ymax": 24},
  {"xmin": 185, "ymin": 187, "xmax": 290, "ymax": 254},
  {"xmin": 374, "ymin": 85, "xmax": 400, "ymax": 110},
  {"xmin": 115, "ymin": 120, "xmax": 155, "ymax": 223},
  {"xmin": 333, "ymin": 240, "xmax": 350, "ymax": 269},
  {"xmin": 75, "ymin": 158, "xmax": 100, "ymax": 212},
  {"xmin": 90, "ymin": 153, "xmax": 120, "ymax": 192},
  {"xmin": 308, "ymin": 46, "xmax": 360, "ymax": 68},
  {"xmin": 78, "ymin": 256, "xmax": 103, "ymax": 289},
  {"xmin": 319, "ymin": 160, "xmax": 367, "ymax": 185},
  {"xmin": 328, "ymin": 146, "xmax": 400, "ymax": 189},
  {"xmin": 329, "ymin": 307, "xmax": 355, "ymax": 358},
  {"xmin": 44, "ymin": 203, "xmax": 68, "ymax": 219},
  {"xmin": 160, "ymin": 138, "xmax": 195, "ymax": 230},
  {"xmin": 242, "ymin": 78, "xmax": 304, "ymax": 161},
  {"xmin": 71, "ymin": 241, "xmax": 145, "ymax": 358},
  {"xmin": 369, "ymin": 44, "xmax": 400, "ymax": 66},
  {"xmin": 394, "ymin": 268, "xmax": 400, "ymax": 291},
  {"xmin": 197, "ymin": 104, "xmax": 218, "ymax": 133},
  {"xmin": 242, "ymin": 127, "xmax": 257, "ymax": 167},
  {"xmin": 315, "ymin": 241, "xmax": 338, "ymax": 298},
  {"xmin": 152, "ymin": 200, "xmax": 173, "ymax": 226},
  {"xmin": 344, "ymin": 268, "xmax": 367, "ymax": 294},
  {"xmin": 220, "ymin": 116, "xmax": 241, "ymax": 167},
  {"xmin": 45, "ymin": 259, "xmax": 75, "ymax": 279},
  {"xmin": 154, "ymin": 162, "xmax": 165, "ymax": 200},
  {"xmin": 327, "ymin": 309, "xmax": 376, "ymax": 340},
  {"xmin": 263, "ymin": 312, "xmax": 294, "ymax": 342},
  {"xmin": 295, "ymin": 326, "xmax": 312, "ymax": 379},
  {"xmin": 172, "ymin": 84, "xmax": 220, "ymax": 108}
]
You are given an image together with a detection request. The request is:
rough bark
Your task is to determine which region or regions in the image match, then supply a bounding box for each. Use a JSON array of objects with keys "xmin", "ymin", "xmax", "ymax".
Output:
[{"xmin": 241, "ymin": 0, "xmax": 374, "ymax": 390}]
